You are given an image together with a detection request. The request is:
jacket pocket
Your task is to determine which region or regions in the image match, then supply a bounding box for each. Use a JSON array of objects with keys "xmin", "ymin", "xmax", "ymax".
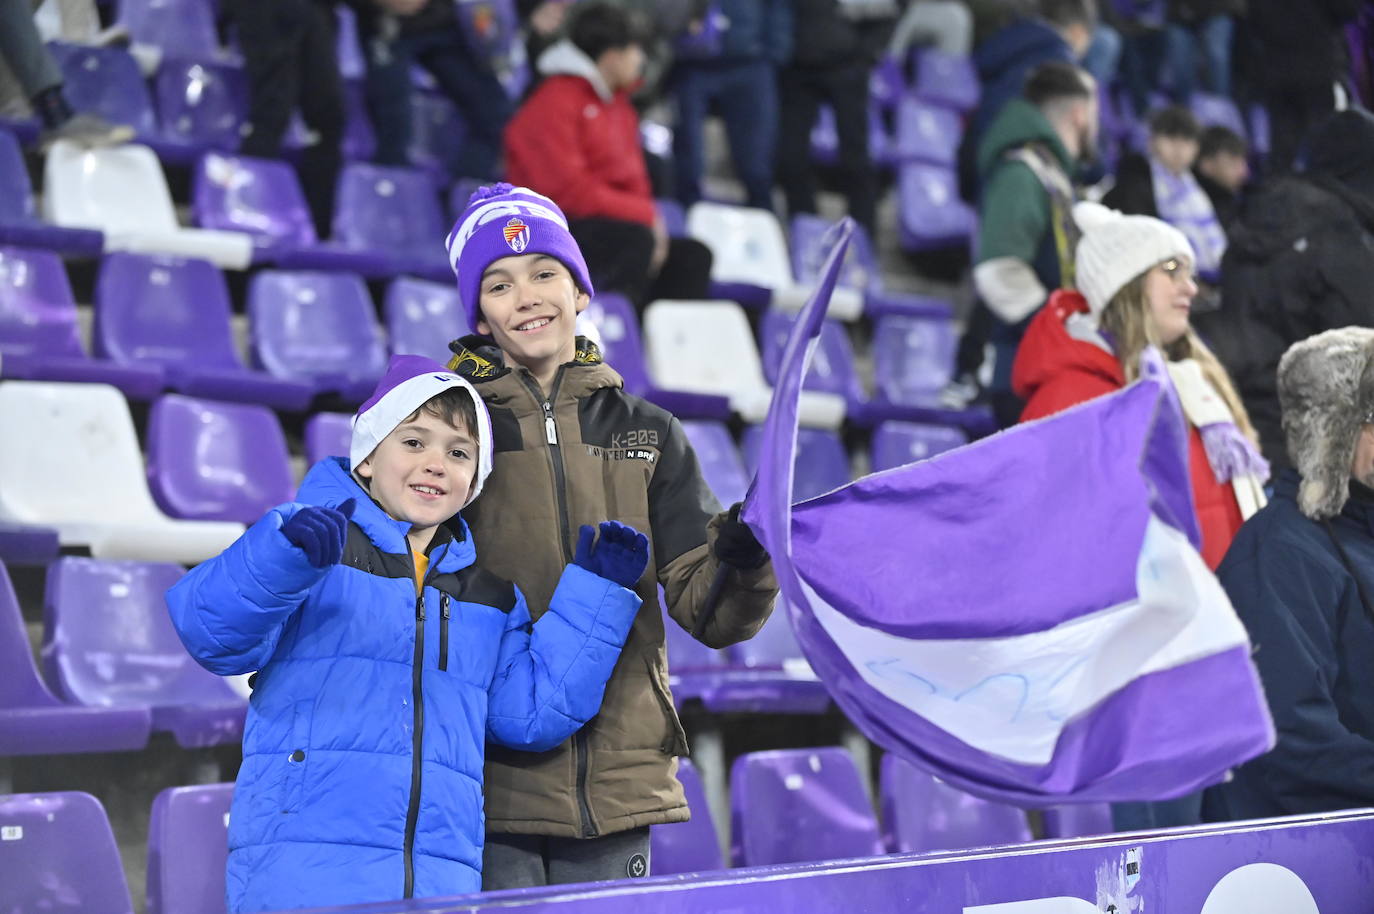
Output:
[
  {"xmin": 281, "ymin": 699, "xmax": 313, "ymax": 813},
  {"xmin": 645, "ymin": 653, "xmax": 689, "ymax": 757}
]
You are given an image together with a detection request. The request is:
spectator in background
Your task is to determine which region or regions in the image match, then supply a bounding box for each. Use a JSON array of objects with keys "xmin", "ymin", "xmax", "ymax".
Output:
[
  {"xmin": 1196, "ymin": 109, "xmax": 1374, "ymax": 470},
  {"xmin": 669, "ymin": 0, "xmax": 793, "ymax": 210},
  {"xmin": 954, "ymin": 61, "xmax": 1097, "ymax": 426},
  {"xmin": 1192, "ymin": 123, "xmax": 1248, "ymax": 225},
  {"xmin": 519, "ymin": 0, "xmax": 573, "ymax": 71},
  {"xmin": 1104, "ymin": 105, "xmax": 1226, "ymax": 283},
  {"xmin": 1165, "ymin": 0, "xmax": 1244, "ymax": 102},
  {"xmin": 888, "ymin": 0, "xmax": 976, "ymax": 57},
  {"xmin": 229, "ymin": 0, "xmax": 348, "ymax": 240},
  {"xmin": 776, "ymin": 0, "xmax": 896, "ymax": 238},
  {"xmin": 504, "ymin": 2, "xmax": 712, "ymax": 308},
  {"xmin": 356, "ymin": 0, "xmax": 513, "ymax": 181},
  {"xmin": 1203, "ymin": 328, "xmax": 1374, "ymax": 824}
]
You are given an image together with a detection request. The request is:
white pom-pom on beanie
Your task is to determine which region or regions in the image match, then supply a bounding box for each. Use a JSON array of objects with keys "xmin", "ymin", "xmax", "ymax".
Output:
[{"xmin": 1073, "ymin": 201, "xmax": 1197, "ymax": 317}]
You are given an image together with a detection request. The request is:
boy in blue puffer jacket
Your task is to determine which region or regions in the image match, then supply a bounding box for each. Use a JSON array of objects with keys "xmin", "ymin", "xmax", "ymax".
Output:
[{"xmin": 166, "ymin": 354, "xmax": 649, "ymax": 913}]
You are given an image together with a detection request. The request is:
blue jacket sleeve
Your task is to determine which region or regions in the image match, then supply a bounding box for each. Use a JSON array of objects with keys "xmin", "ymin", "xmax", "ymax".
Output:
[
  {"xmin": 486, "ymin": 564, "xmax": 641, "ymax": 752},
  {"xmin": 166, "ymin": 504, "xmax": 330, "ymax": 676}
]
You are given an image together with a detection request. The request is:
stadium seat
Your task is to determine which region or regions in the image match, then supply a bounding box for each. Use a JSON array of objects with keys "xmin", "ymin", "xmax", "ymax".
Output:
[
  {"xmin": 94, "ymin": 251, "xmax": 315, "ymax": 409},
  {"xmin": 43, "ymin": 141, "xmax": 254, "ymax": 268},
  {"xmin": 1040, "ymin": 803, "xmax": 1115, "ymax": 840},
  {"xmin": 0, "ymin": 380, "xmax": 245, "ymax": 563},
  {"xmin": 331, "ymin": 162, "xmax": 451, "ymax": 280},
  {"xmin": 869, "ymin": 54, "xmax": 905, "ymax": 112},
  {"xmin": 870, "ymin": 421, "xmax": 966, "ymax": 471},
  {"xmin": 651, "ymin": 759, "xmax": 725, "ymax": 875},
  {"xmin": 0, "ymin": 127, "xmax": 103, "ymax": 254},
  {"xmin": 0, "ymin": 559, "xmax": 151, "ymax": 755},
  {"xmin": 686, "ymin": 201, "xmax": 863, "ymax": 320},
  {"xmin": 717, "ymin": 597, "xmax": 830, "ymax": 714},
  {"xmin": 0, "ymin": 522, "xmax": 59, "ymax": 566},
  {"xmin": 147, "ymin": 783, "xmax": 233, "ymax": 914},
  {"xmin": 896, "ymin": 162, "xmax": 975, "ymax": 252},
  {"xmin": 656, "ymin": 197, "xmax": 686, "ymax": 238},
  {"xmin": 642, "ymin": 300, "xmax": 845, "ymax": 428},
  {"xmin": 661, "ymin": 592, "xmax": 730, "ymax": 708},
  {"xmin": 879, "ymin": 754, "xmax": 1032, "ymax": 854},
  {"xmin": 146, "ymin": 395, "xmax": 295, "ymax": 524},
  {"xmin": 152, "ymin": 59, "xmax": 247, "ymax": 154},
  {"xmin": 741, "ymin": 425, "xmax": 851, "ymax": 503},
  {"xmin": 43, "ymin": 557, "xmax": 246, "ymax": 748},
  {"xmin": 342, "ymin": 80, "xmax": 379, "ymax": 163},
  {"xmin": 0, "ymin": 792, "xmax": 135, "ymax": 911},
  {"xmin": 908, "ymin": 49, "xmax": 980, "ymax": 112},
  {"xmin": 304, "ymin": 412, "xmax": 353, "ymax": 465},
  {"xmin": 0, "ymin": 246, "xmax": 164, "ymax": 399},
  {"xmin": 48, "ymin": 43, "xmax": 158, "ymax": 140},
  {"xmin": 867, "ymin": 314, "xmax": 995, "ymax": 434},
  {"xmin": 893, "ymin": 96, "xmax": 962, "ymax": 166},
  {"xmin": 679, "ymin": 419, "xmax": 750, "ymax": 507},
  {"xmin": 578, "ymin": 294, "xmax": 731, "ymax": 420},
  {"xmin": 117, "ymin": 0, "xmax": 222, "ymax": 60},
  {"xmin": 247, "ymin": 270, "xmax": 389, "ymax": 405},
  {"xmin": 809, "ymin": 104, "xmax": 896, "ymax": 170},
  {"xmin": 1190, "ymin": 91, "xmax": 1248, "ymax": 140},
  {"xmin": 385, "ymin": 275, "xmax": 469, "ymax": 364},
  {"xmin": 758, "ymin": 311, "xmax": 866, "ymax": 414},
  {"xmin": 730, "ymin": 748, "xmax": 884, "ymax": 867},
  {"xmin": 408, "ymin": 90, "xmax": 466, "ymax": 181}
]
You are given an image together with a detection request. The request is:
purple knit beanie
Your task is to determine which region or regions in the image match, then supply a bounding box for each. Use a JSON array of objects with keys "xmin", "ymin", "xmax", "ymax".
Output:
[{"xmin": 444, "ymin": 183, "xmax": 595, "ymax": 331}]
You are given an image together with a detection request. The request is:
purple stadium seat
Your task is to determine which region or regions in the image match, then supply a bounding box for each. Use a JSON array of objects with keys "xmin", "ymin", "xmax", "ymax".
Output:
[
  {"xmin": 152, "ymin": 59, "xmax": 247, "ymax": 154},
  {"xmin": 192, "ymin": 152, "xmax": 395, "ymax": 276},
  {"xmin": 656, "ymin": 198, "xmax": 687, "ymax": 238},
  {"xmin": 43, "ymin": 557, "xmax": 246, "ymax": 748},
  {"xmin": 714, "ymin": 596, "xmax": 830, "ymax": 715},
  {"xmin": 0, "ymin": 560, "xmax": 151, "ymax": 755},
  {"xmin": 0, "ymin": 127, "xmax": 103, "ymax": 254},
  {"xmin": 897, "ymin": 162, "xmax": 975, "ymax": 252},
  {"xmin": 117, "ymin": 0, "xmax": 222, "ymax": 59},
  {"xmin": 909, "ymin": 49, "xmax": 981, "ymax": 112},
  {"xmin": 730, "ymin": 748, "xmax": 884, "ymax": 867},
  {"xmin": 0, "ymin": 246, "xmax": 164, "ymax": 399},
  {"xmin": 343, "ymin": 80, "xmax": 378, "ymax": 163},
  {"xmin": 146, "ymin": 394, "xmax": 295, "ymax": 524},
  {"xmin": 809, "ymin": 105, "xmax": 894, "ymax": 169},
  {"xmin": 894, "ymin": 96, "xmax": 962, "ymax": 165},
  {"xmin": 408, "ymin": 90, "xmax": 466, "ymax": 181},
  {"xmin": 147, "ymin": 783, "xmax": 233, "ymax": 914},
  {"xmin": 651, "ymin": 759, "xmax": 725, "ymax": 875},
  {"xmin": 789, "ymin": 213, "xmax": 953, "ymax": 319},
  {"xmin": 870, "ymin": 421, "xmax": 966, "ymax": 471},
  {"xmin": 385, "ymin": 276, "xmax": 469, "ymax": 364},
  {"xmin": 248, "ymin": 269, "xmax": 389, "ymax": 404},
  {"xmin": 879, "ymin": 754, "xmax": 1032, "ymax": 854},
  {"xmin": 305, "ymin": 412, "xmax": 353, "ymax": 466},
  {"xmin": 866, "ymin": 314, "xmax": 995, "ymax": 434},
  {"xmin": 579, "ymin": 294, "xmax": 731, "ymax": 420},
  {"xmin": 759, "ymin": 310, "xmax": 865, "ymax": 412},
  {"xmin": 741, "ymin": 425, "xmax": 850, "ymax": 504},
  {"xmin": 0, "ymin": 522, "xmax": 60, "ymax": 565},
  {"xmin": 870, "ymin": 54, "xmax": 905, "ymax": 112},
  {"xmin": 332, "ymin": 162, "xmax": 451, "ymax": 280},
  {"xmin": 662, "ymin": 593, "xmax": 730, "ymax": 707},
  {"xmin": 1190, "ymin": 91, "xmax": 1247, "ymax": 140},
  {"xmin": 1041, "ymin": 803, "xmax": 1115, "ymax": 840},
  {"xmin": 679, "ymin": 419, "xmax": 749, "ymax": 507},
  {"xmin": 0, "ymin": 792, "xmax": 135, "ymax": 912},
  {"xmin": 94, "ymin": 251, "xmax": 315, "ymax": 409},
  {"xmin": 335, "ymin": 5, "xmax": 366, "ymax": 81}
]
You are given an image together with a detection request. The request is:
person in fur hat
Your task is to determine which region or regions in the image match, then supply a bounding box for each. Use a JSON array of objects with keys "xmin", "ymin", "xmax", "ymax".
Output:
[{"xmin": 1202, "ymin": 327, "xmax": 1374, "ymax": 822}]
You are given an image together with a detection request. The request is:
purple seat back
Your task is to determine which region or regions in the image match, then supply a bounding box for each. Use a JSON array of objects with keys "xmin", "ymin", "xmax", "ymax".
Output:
[
  {"xmin": 147, "ymin": 783, "xmax": 233, "ymax": 914},
  {"xmin": 809, "ymin": 104, "xmax": 839, "ymax": 165},
  {"xmin": 0, "ymin": 128, "xmax": 38, "ymax": 224},
  {"xmin": 870, "ymin": 55, "xmax": 905, "ymax": 111},
  {"xmin": 728, "ymin": 600, "xmax": 811, "ymax": 670},
  {"xmin": 759, "ymin": 310, "xmax": 864, "ymax": 404},
  {"xmin": 49, "ymin": 43, "xmax": 157, "ymax": 136},
  {"xmin": 894, "ymin": 96, "xmax": 962, "ymax": 166},
  {"xmin": 147, "ymin": 394, "xmax": 294, "ymax": 523},
  {"xmin": 335, "ymin": 5, "xmax": 366, "ymax": 81},
  {"xmin": 741, "ymin": 425, "xmax": 850, "ymax": 503},
  {"xmin": 730, "ymin": 748, "xmax": 884, "ymax": 867},
  {"xmin": 870, "ymin": 421, "xmax": 966, "ymax": 471},
  {"xmin": 449, "ymin": 177, "xmax": 486, "ymax": 221},
  {"xmin": 408, "ymin": 90, "xmax": 466, "ymax": 180},
  {"xmin": 95, "ymin": 252, "xmax": 243, "ymax": 370},
  {"xmin": 910, "ymin": 49, "xmax": 980, "ymax": 112},
  {"xmin": 305, "ymin": 412, "xmax": 353, "ymax": 466},
  {"xmin": 656, "ymin": 198, "xmax": 686, "ymax": 238},
  {"xmin": 153, "ymin": 59, "xmax": 247, "ymax": 151},
  {"xmin": 1041, "ymin": 803, "xmax": 1115, "ymax": 839},
  {"xmin": 194, "ymin": 152, "xmax": 317, "ymax": 245},
  {"xmin": 897, "ymin": 163, "xmax": 975, "ymax": 249},
  {"xmin": 1190, "ymin": 92, "xmax": 1247, "ymax": 140},
  {"xmin": 343, "ymin": 80, "xmax": 378, "ymax": 163},
  {"xmin": 580, "ymin": 293, "xmax": 654, "ymax": 395},
  {"xmin": 385, "ymin": 276, "xmax": 469, "ymax": 364},
  {"xmin": 872, "ymin": 314, "xmax": 956, "ymax": 406},
  {"xmin": 0, "ymin": 246, "xmax": 85, "ymax": 359},
  {"xmin": 679, "ymin": 419, "xmax": 748, "ymax": 507},
  {"xmin": 333, "ymin": 163, "xmax": 446, "ymax": 256},
  {"xmin": 248, "ymin": 270, "xmax": 388, "ymax": 385},
  {"xmin": 0, "ymin": 561, "xmax": 65, "ymax": 712},
  {"xmin": 0, "ymin": 792, "xmax": 134, "ymax": 912},
  {"xmin": 117, "ymin": 0, "xmax": 220, "ymax": 58},
  {"xmin": 879, "ymin": 754, "xmax": 1031, "ymax": 854},
  {"xmin": 789, "ymin": 213, "xmax": 874, "ymax": 293},
  {"xmin": 651, "ymin": 758, "xmax": 725, "ymax": 875}
]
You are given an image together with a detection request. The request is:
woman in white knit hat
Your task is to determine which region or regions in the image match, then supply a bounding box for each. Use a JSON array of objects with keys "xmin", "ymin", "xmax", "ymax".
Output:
[{"xmin": 1011, "ymin": 201, "xmax": 1268, "ymax": 570}]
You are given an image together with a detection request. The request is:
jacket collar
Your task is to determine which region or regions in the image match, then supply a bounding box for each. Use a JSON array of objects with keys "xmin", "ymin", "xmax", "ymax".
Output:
[
  {"xmin": 1278, "ymin": 468, "xmax": 1374, "ymax": 538},
  {"xmin": 447, "ymin": 334, "xmax": 623, "ymax": 401}
]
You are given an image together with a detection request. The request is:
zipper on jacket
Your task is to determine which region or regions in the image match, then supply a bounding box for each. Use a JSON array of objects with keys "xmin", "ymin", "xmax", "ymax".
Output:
[
  {"xmin": 575, "ymin": 730, "xmax": 597, "ymax": 837},
  {"xmin": 403, "ymin": 590, "xmax": 426, "ymax": 898},
  {"xmin": 521, "ymin": 369, "xmax": 575, "ymax": 561},
  {"xmin": 438, "ymin": 593, "xmax": 451, "ymax": 673}
]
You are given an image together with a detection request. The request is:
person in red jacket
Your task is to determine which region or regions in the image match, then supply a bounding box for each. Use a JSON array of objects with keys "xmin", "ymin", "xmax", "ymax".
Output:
[
  {"xmin": 503, "ymin": 2, "xmax": 711, "ymax": 310},
  {"xmin": 1013, "ymin": 201, "xmax": 1268, "ymax": 571}
]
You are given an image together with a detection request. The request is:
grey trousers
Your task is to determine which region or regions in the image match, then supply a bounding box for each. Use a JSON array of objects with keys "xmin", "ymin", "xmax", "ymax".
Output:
[
  {"xmin": 0, "ymin": 0, "xmax": 62, "ymax": 101},
  {"xmin": 481, "ymin": 827, "xmax": 652, "ymax": 890}
]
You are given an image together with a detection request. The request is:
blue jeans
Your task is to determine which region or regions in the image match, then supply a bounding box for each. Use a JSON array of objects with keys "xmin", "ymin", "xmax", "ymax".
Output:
[
  {"xmin": 1081, "ymin": 24, "xmax": 1122, "ymax": 88},
  {"xmin": 1166, "ymin": 15, "xmax": 1234, "ymax": 100},
  {"xmin": 672, "ymin": 59, "xmax": 778, "ymax": 210}
]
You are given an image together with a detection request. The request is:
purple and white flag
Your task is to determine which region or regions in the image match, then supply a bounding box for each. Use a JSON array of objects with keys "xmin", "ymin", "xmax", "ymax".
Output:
[{"xmin": 741, "ymin": 219, "xmax": 1274, "ymax": 805}]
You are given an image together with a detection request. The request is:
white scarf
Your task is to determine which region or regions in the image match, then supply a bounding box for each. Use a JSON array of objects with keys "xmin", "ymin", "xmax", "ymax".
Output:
[{"xmin": 1164, "ymin": 359, "xmax": 1268, "ymax": 520}]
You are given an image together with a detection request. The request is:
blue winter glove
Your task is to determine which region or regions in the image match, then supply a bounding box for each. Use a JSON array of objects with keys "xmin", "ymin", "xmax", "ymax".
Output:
[
  {"xmin": 280, "ymin": 499, "xmax": 356, "ymax": 568},
  {"xmin": 573, "ymin": 520, "xmax": 650, "ymax": 589}
]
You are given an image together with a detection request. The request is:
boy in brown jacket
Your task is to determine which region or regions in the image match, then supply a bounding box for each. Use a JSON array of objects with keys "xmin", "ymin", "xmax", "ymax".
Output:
[{"xmin": 443, "ymin": 183, "xmax": 779, "ymax": 887}]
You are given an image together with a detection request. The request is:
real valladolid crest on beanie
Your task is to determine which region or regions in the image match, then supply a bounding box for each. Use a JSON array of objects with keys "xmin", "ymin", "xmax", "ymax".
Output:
[
  {"xmin": 444, "ymin": 183, "xmax": 595, "ymax": 332},
  {"xmin": 350, "ymin": 354, "xmax": 495, "ymax": 510},
  {"xmin": 1072, "ymin": 201, "xmax": 1196, "ymax": 318},
  {"xmin": 1278, "ymin": 327, "xmax": 1374, "ymax": 520}
]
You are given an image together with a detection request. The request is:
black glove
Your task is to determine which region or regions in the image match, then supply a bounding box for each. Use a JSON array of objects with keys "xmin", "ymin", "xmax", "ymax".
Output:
[
  {"xmin": 712, "ymin": 502, "xmax": 768, "ymax": 570},
  {"xmin": 280, "ymin": 499, "xmax": 356, "ymax": 568}
]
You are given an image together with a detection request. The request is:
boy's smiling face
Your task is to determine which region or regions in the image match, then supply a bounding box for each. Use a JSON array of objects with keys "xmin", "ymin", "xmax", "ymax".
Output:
[
  {"xmin": 477, "ymin": 253, "xmax": 589, "ymax": 381},
  {"xmin": 356, "ymin": 410, "xmax": 477, "ymax": 551}
]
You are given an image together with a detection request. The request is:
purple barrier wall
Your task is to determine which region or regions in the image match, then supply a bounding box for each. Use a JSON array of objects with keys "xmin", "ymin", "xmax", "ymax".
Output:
[{"xmin": 289, "ymin": 810, "xmax": 1374, "ymax": 913}]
